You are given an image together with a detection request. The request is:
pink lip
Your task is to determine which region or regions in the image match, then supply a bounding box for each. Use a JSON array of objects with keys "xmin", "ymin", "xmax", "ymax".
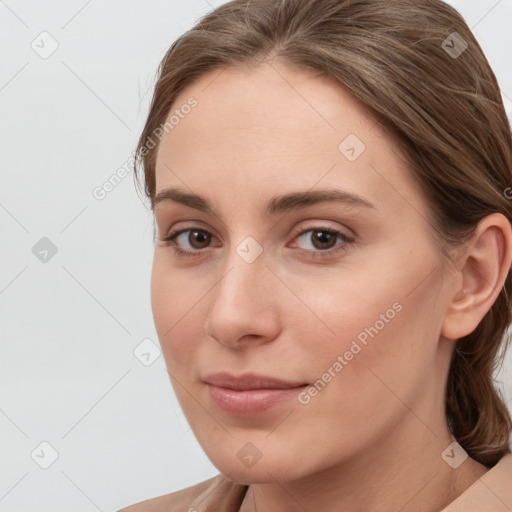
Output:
[{"xmin": 203, "ymin": 372, "xmax": 308, "ymax": 417}]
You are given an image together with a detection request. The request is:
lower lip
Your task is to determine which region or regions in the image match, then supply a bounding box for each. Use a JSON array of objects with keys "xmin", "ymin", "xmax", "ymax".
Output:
[{"xmin": 206, "ymin": 384, "xmax": 308, "ymax": 417}]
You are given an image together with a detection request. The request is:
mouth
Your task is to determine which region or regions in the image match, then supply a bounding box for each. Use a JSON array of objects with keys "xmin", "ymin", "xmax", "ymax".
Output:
[{"xmin": 202, "ymin": 372, "xmax": 309, "ymax": 417}]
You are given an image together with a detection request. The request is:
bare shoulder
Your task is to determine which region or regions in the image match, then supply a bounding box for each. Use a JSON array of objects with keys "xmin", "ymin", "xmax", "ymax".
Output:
[{"xmin": 116, "ymin": 473, "xmax": 248, "ymax": 512}]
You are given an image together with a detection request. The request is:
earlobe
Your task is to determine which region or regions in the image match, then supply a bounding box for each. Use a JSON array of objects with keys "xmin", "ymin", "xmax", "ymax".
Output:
[{"xmin": 441, "ymin": 213, "xmax": 512, "ymax": 341}]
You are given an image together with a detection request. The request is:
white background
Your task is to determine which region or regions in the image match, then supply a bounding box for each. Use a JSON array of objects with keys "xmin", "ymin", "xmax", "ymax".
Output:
[{"xmin": 1, "ymin": 1, "xmax": 512, "ymax": 510}]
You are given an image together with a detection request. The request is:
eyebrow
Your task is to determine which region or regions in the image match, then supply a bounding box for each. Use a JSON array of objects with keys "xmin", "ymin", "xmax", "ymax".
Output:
[{"xmin": 152, "ymin": 187, "xmax": 375, "ymax": 215}]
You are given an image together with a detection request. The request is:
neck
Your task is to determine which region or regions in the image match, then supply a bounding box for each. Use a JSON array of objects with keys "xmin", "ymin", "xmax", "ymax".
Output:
[{"xmin": 244, "ymin": 414, "xmax": 488, "ymax": 512}]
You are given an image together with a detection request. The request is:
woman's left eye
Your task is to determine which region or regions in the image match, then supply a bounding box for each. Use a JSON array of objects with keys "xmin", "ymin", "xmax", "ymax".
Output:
[
  {"xmin": 158, "ymin": 226, "xmax": 354, "ymax": 260},
  {"xmin": 291, "ymin": 228, "xmax": 354, "ymax": 258}
]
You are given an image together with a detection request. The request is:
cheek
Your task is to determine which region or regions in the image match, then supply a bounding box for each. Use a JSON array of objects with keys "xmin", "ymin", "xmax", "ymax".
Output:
[
  {"xmin": 294, "ymin": 249, "xmax": 443, "ymax": 402},
  {"xmin": 150, "ymin": 256, "xmax": 204, "ymax": 370},
  {"xmin": 286, "ymin": 261, "xmax": 402, "ymax": 353}
]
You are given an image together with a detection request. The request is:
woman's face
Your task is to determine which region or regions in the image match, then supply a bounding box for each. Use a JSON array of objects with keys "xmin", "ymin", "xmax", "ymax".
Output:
[{"xmin": 151, "ymin": 60, "xmax": 456, "ymax": 483}]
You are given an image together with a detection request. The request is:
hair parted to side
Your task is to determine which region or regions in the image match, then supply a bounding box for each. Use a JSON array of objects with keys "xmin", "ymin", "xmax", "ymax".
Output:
[{"xmin": 134, "ymin": 0, "xmax": 512, "ymax": 467}]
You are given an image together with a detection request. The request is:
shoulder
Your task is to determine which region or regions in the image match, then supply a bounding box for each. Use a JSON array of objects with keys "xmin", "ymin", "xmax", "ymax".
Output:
[
  {"xmin": 441, "ymin": 453, "xmax": 512, "ymax": 511},
  {"xmin": 116, "ymin": 473, "xmax": 249, "ymax": 512}
]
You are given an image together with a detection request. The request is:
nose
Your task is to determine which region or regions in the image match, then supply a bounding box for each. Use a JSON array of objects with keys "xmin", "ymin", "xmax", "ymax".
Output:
[{"xmin": 204, "ymin": 250, "xmax": 281, "ymax": 349}]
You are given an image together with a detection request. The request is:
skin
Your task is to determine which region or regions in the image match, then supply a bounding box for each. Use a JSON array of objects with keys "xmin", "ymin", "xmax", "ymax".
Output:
[{"xmin": 150, "ymin": 59, "xmax": 512, "ymax": 511}]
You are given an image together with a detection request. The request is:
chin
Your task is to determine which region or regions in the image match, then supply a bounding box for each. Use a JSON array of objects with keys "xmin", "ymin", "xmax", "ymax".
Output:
[{"xmin": 204, "ymin": 447, "xmax": 314, "ymax": 485}]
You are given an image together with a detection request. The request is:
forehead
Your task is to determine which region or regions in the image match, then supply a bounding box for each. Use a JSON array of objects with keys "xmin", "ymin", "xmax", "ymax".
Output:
[{"xmin": 154, "ymin": 61, "xmax": 427, "ymax": 219}]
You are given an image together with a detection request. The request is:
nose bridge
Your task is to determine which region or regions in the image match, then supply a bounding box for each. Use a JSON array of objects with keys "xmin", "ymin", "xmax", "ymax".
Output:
[
  {"xmin": 215, "ymin": 243, "xmax": 270, "ymax": 313},
  {"xmin": 205, "ymin": 240, "xmax": 279, "ymax": 345}
]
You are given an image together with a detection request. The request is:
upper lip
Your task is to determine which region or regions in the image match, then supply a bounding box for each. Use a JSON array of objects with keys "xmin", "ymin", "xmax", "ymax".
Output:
[{"xmin": 202, "ymin": 372, "xmax": 308, "ymax": 390}]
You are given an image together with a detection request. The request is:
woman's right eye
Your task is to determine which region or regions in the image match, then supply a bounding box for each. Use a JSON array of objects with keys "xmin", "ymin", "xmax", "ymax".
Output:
[{"xmin": 160, "ymin": 228, "xmax": 217, "ymax": 258}]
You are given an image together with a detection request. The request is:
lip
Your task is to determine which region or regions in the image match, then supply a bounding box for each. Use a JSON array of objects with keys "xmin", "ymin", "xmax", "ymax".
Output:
[{"xmin": 203, "ymin": 372, "xmax": 309, "ymax": 417}]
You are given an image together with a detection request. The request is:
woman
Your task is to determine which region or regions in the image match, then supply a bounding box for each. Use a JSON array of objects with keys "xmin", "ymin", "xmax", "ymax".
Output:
[{"xmin": 118, "ymin": 0, "xmax": 512, "ymax": 510}]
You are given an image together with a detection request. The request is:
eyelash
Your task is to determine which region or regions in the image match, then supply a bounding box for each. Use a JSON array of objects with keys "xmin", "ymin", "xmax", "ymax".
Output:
[{"xmin": 158, "ymin": 226, "xmax": 355, "ymax": 260}]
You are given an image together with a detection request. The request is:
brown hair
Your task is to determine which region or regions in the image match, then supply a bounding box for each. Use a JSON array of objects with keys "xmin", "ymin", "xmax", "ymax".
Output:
[{"xmin": 134, "ymin": 0, "xmax": 512, "ymax": 467}]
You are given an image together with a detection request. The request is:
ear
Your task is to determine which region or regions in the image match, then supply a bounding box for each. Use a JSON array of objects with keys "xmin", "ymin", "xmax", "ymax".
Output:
[{"xmin": 441, "ymin": 213, "xmax": 512, "ymax": 341}]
